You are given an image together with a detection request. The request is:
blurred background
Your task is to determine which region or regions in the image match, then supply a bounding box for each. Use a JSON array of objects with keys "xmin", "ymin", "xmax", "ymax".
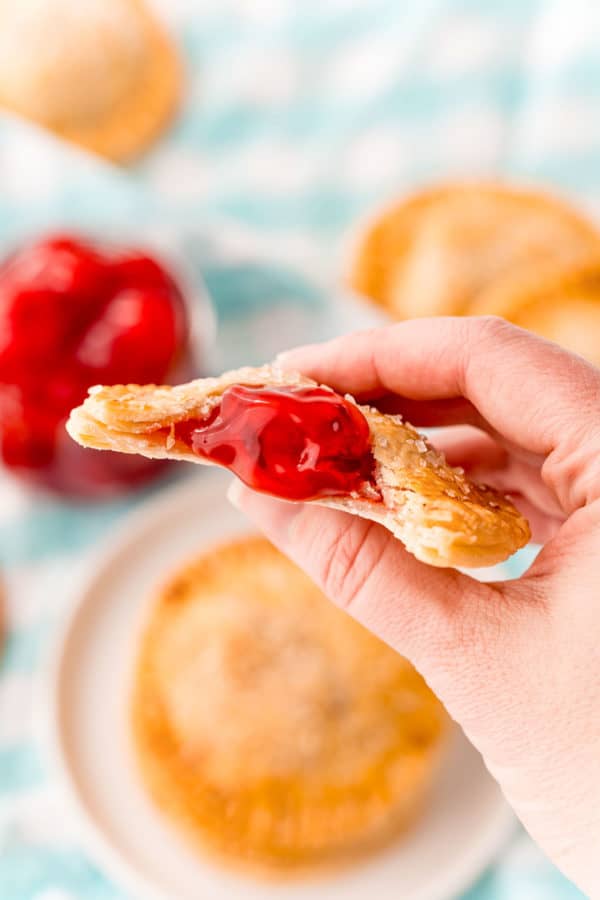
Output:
[{"xmin": 1, "ymin": 0, "xmax": 598, "ymax": 897}]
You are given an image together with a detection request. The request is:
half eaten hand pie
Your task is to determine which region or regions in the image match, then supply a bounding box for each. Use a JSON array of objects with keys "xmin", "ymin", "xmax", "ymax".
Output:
[{"xmin": 66, "ymin": 365, "xmax": 530, "ymax": 567}]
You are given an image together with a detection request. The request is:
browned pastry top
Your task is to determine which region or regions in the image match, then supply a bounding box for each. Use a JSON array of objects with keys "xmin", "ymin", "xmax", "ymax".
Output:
[
  {"xmin": 351, "ymin": 182, "xmax": 600, "ymax": 318},
  {"xmin": 132, "ymin": 535, "xmax": 448, "ymax": 872},
  {"xmin": 0, "ymin": 0, "xmax": 180, "ymax": 161}
]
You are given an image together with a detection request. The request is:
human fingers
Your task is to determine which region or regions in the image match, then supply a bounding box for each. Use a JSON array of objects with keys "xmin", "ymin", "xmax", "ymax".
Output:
[{"xmin": 278, "ymin": 317, "xmax": 600, "ymax": 512}]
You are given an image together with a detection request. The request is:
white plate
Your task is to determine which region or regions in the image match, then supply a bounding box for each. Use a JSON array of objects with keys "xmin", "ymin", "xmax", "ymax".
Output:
[{"xmin": 44, "ymin": 471, "xmax": 515, "ymax": 900}]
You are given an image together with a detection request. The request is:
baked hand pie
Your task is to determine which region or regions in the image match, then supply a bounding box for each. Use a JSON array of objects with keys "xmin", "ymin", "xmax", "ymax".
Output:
[
  {"xmin": 0, "ymin": 0, "xmax": 180, "ymax": 161},
  {"xmin": 131, "ymin": 535, "xmax": 448, "ymax": 872},
  {"xmin": 351, "ymin": 182, "xmax": 600, "ymax": 319},
  {"xmin": 469, "ymin": 257, "xmax": 600, "ymax": 368},
  {"xmin": 67, "ymin": 365, "xmax": 530, "ymax": 567}
]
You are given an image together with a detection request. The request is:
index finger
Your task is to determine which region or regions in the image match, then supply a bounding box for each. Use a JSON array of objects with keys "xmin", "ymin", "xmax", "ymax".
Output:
[{"xmin": 278, "ymin": 317, "xmax": 600, "ymax": 509}]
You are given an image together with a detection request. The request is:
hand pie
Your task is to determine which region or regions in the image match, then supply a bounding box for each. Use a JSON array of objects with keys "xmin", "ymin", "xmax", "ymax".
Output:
[
  {"xmin": 131, "ymin": 535, "xmax": 448, "ymax": 872},
  {"xmin": 469, "ymin": 257, "xmax": 600, "ymax": 368},
  {"xmin": 351, "ymin": 182, "xmax": 600, "ymax": 319},
  {"xmin": 0, "ymin": 0, "xmax": 180, "ymax": 161},
  {"xmin": 67, "ymin": 365, "xmax": 530, "ymax": 567}
]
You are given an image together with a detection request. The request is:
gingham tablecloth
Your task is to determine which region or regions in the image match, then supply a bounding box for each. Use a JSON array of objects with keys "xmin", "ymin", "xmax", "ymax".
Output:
[{"xmin": 1, "ymin": 1, "xmax": 597, "ymax": 896}]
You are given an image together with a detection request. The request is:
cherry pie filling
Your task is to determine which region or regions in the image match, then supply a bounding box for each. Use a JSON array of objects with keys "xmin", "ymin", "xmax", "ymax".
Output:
[
  {"xmin": 0, "ymin": 233, "xmax": 192, "ymax": 495},
  {"xmin": 173, "ymin": 384, "xmax": 377, "ymax": 501}
]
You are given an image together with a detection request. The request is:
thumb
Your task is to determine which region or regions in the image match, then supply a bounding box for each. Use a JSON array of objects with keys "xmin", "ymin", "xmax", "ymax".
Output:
[{"xmin": 227, "ymin": 481, "xmax": 501, "ymax": 679}]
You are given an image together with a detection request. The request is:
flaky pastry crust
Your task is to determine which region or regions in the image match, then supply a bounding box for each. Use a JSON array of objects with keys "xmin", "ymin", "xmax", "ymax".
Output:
[{"xmin": 66, "ymin": 365, "xmax": 530, "ymax": 568}]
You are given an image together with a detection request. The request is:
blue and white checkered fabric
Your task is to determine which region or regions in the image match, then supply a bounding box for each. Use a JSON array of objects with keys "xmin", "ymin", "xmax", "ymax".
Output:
[{"xmin": 0, "ymin": 1, "xmax": 597, "ymax": 896}]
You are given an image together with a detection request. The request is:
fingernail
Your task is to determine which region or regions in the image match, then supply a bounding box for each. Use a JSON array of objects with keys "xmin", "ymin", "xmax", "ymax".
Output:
[{"xmin": 227, "ymin": 480, "xmax": 302, "ymax": 544}]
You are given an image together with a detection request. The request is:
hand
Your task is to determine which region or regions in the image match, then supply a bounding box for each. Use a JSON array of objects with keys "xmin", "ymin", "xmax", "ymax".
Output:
[{"xmin": 229, "ymin": 316, "xmax": 600, "ymax": 896}]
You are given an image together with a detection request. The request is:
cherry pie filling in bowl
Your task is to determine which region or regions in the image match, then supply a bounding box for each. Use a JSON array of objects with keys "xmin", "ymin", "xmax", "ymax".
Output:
[{"xmin": 0, "ymin": 233, "xmax": 199, "ymax": 495}]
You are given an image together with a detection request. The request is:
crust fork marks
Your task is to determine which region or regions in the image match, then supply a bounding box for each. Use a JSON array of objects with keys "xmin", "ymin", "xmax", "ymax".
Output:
[{"xmin": 67, "ymin": 366, "xmax": 530, "ymax": 568}]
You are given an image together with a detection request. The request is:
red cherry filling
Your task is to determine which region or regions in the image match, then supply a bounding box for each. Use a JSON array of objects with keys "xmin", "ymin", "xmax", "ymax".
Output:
[
  {"xmin": 174, "ymin": 385, "xmax": 376, "ymax": 501},
  {"xmin": 76, "ymin": 287, "xmax": 180, "ymax": 384},
  {"xmin": 0, "ymin": 233, "xmax": 190, "ymax": 492},
  {"xmin": 0, "ymin": 238, "xmax": 109, "ymax": 376}
]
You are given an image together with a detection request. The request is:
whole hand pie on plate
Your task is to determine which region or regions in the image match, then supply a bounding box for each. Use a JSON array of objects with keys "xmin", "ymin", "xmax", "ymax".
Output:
[
  {"xmin": 132, "ymin": 535, "xmax": 448, "ymax": 872},
  {"xmin": 351, "ymin": 182, "xmax": 600, "ymax": 318},
  {"xmin": 67, "ymin": 365, "xmax": 530, "ymax": 567},
  {"xmin": 0, "ymin": 0, "xmax": 180, "ymax": 161}
]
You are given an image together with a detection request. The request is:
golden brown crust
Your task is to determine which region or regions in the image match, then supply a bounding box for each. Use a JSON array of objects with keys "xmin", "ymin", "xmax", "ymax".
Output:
[
  {"xmin": 67, "ymin": 365, "xmax": 530, "ymax": 568},
  {"xmin": 350, "ymin": 182, "xmax": 600, "ymax": 319},
  {"xmin": 469, "ymin": 256, "xmax": 600, "ymax": 367},
  {"xmin": 0, "ymin": 0, "xmax": 180, "ymax": 162},
  {"xmin": 132, "ymin": 535, "xmax": 448, "ymax": 873}
]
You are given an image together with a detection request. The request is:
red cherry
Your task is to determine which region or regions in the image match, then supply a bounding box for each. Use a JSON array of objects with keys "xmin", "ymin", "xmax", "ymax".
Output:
[
  {"xmin": 0, "ymin": 286, "xmax": 75, "ymax": 374},
  {"xmin": 76, "ymin": 287, "xmax": 179, "ymax": 384},
  {"xmin": 0, "ymin": 236, "xmax": 110, "ymax": 371},
  {"xmin": 1, "ymin": 234, "xmax": 107, "ymax": 300},
  {"xmin": 45, "ymin": 363, "xmax": 91, "ymax": 416},
  {"xmin": 113, "ymin": 251, "xmax": 176, "ymax": 291},
  {"xmin": 113, "ymin": 251, "xmax": 187, "ymax": 347},
  {"xmin": 0, "ymin": 384, "xmax": 56, "ymax": 470}
]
